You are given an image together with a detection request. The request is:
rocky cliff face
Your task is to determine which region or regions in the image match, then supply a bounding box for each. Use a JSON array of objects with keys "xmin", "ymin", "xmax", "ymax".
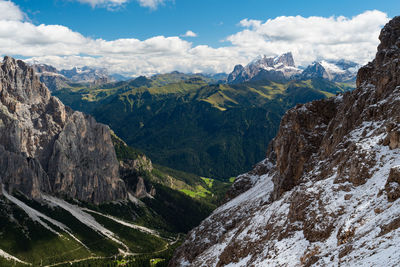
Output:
[
  {"xmin": 227, "ymin": 52, "xmax": 301, "ymax": 84},
  {"xmin": 0, "ymin": 57, "xmax": 126, "ymax": 203},
  {"xmin": 170, "ymin": 17, "xmax": 400, "ymax": 266},
  {"xmin": 119, "ymin": 155, "xmax": 156, "ymax": 199},
  {"xmin": 31, "ymin": 63, "xmax": 72, "ymax": 91}
]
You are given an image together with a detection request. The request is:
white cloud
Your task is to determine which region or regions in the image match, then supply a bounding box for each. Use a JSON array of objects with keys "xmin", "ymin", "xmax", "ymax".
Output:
[
  {"xmin": 74, "ymin": 0, "xmax": 166, "ymax": 10},
  {"xmin": 75, "ymin": 0, "xmax": 129, "ymax": 8},
  {"xmin": 228, "ymin": 10, "xmax": 389, "ymax": 66},
  {"xmin": 182, "ymin": 30, "xmax": 198, "ymax": 38},
  {"xmin": 0, "ymin": 1, "xmax": 390, "ymax": 76},
  {"xmin": 0, "ymin": 1, "xmax": 24, "ymax": 21},
  {"xmin": 136, "ymin": 0, "xmax": 164, "ymax": 9}
]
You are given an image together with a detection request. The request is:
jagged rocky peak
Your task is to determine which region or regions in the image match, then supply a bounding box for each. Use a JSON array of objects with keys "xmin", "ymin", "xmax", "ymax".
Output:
[
  {"xmin": 30, "ymin": 62, "xmax": 116, "ymax": 91},
  {"xmin": 226, "ymin": 64, "xmax": 247, "ymax": 84},
  {"xmin": 0, "ymin": 56, "xmax": 126, "ymax": 203},
  {"xmin": 301, "ymin": 61, "xmax": 330, "ymax": 80},
  {"xmin": 31, "ymin": 63, "xmax": 59, "ymax": 74},
  {"xmin": 119, "ymin": 154, "xmax": 157, "ymax": 199},
  {"xmin": 31, "ymin": 63, "xmax": 71, "ymax": 92},
  {"xmin": 251, "ymin": 52, "xmax": 295, "ymax": 69},
  {"xmin": 170, "ymin": 16, "xmax": 400, "ymax": 266},
  {"xmin": 227, "ymin": 52, "xmax": 300, "ymax": 84},
  {"xmin": 357, "ymin": 16, "xmax": 400, "ymax": 96},
  {"xmin": 300, "ymin": 59, "xmax": 359, "ymax": 82},
  {"xmin": 232, "ymin": 64, "xmax": 244, "ymax": 72},
  {"xmin": 273, "ymin": 52, "xmax": 295, "ymax": 67},
  {"xmin": 1, "ymin": 56, "xmax": 51, "ymax": 105},
  {"xmin": 227, "ymin": 51, "xmax": 359, "ymax": 84},
  {"xmin": 60, "ymin": 66, "xmax": 113, "ymax": 84}
]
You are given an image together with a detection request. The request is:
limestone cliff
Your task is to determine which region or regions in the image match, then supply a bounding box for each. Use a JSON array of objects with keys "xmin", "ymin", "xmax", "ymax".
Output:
[{"xmin": 0, "ymin": 56, "xmax": 126, "ymax": 203}]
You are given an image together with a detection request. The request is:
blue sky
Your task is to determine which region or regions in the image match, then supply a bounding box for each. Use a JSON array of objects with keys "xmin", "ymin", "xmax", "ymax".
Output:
[
  {"xmin": 1, "ymin": 0, "xmax": 398, "ymax": 75},
  {"xmin": 14, "ymin": 0, "xmax": 400, "ymax": 47}
]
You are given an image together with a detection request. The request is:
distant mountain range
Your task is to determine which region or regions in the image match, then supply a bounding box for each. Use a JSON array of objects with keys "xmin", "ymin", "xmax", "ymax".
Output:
[
  {"xmin": 227, "ymin": 52, "xmax": 360, "ymax": 84},
  {"xmin": 227, "ymin": 52, "xmax": 300, "ymax": 83},
  {"xmin": 31, "ymin": 63, "xmax": 129, "ymax": 91},
  {"xmin": 301, "ymin": 59, "xmax": 360, "ymax": 82},
  {"xmin": 27, "ymin": 55, "xmax": 358, "ymax": 179},
  {"xmin": 31, "ymin": 52, "xmax": 358, "ymax": 93}
]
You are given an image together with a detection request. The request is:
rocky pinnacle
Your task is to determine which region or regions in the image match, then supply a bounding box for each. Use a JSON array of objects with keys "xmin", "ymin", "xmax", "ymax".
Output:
[{"xmin": 0, "ymin": 57, "xmax": 126, "ymax": 203}]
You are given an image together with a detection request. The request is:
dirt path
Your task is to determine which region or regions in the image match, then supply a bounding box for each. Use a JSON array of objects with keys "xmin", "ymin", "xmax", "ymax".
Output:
[{"xmin": 44, "ymin": 229, "xmax": 183, "ymax": 266}]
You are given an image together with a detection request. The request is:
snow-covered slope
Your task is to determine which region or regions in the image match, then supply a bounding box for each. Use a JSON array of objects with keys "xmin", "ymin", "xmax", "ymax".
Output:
[
  {"xmin": 60, "ymin": 66, "xmax": 113, "ymax": 84},
  {"xmin": 301, "ymin": 59, "xmax": 359, "ymax": 83},
  {"xmin": 30, "ymin": 63, "xmax": 115, "ymax": 91},
  {"xmin": 170, "ymin": 16, "xmax": 400, "ymax": 267},
  {"xmin": 227, "ymin": 52, "xmax": 302, "ymax": 84},
  {"xmin": 227, "ymin": 52, "xmax": 358, "ymax": 84}
]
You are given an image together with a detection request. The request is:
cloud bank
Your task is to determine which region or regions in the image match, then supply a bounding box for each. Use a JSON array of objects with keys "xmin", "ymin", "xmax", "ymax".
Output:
[
  {"xmin": 229, "ymin": 11, "xmax": 388, "ymax": 66},
  {"xmin": 0, "ymin": 1, "xmax": 390, "ymax": 77}
]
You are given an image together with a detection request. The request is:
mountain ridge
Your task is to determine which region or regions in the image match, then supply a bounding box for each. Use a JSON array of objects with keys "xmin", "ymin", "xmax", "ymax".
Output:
[
  {"xmin": 31, "ymin": 63, "xmax": 117, "ymax": 91},
  {"xmin": 227, "ymin": 52, "xmax": 359, "ymax": 84},
  {"xmin": 169, "ymin": 16, "xmax": 400, "ymax": 267}
]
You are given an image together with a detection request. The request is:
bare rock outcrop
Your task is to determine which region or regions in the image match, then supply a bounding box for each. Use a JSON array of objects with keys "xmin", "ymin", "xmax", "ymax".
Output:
[
  {"xmin": 170, "ymin": 16, "xmax": 400, "ymax": 267},
  {"xmin": 0, "ymin": 56, "xmax": 126, "ymax": 203},
  {"xmin": 385, "ymin": 166, "xmax": 400, "ymax": 202},
  {"xmin": 119, "ymin": 155, "xmax": 156, "ymax": 199}
]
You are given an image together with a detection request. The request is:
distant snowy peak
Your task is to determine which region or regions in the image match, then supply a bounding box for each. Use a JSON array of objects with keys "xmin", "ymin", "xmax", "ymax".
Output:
[
  {"xmin": 60, "ymin": 66, "xmax": 112, "ymax": 83},
  {"xmin": 227, "ymin": 52, "xmax": 301, "ymax": 84},
  {"xmin": 227, "ymin": 52, "xmax": 360, "ymax": 84},
  {"xmin": 250, "ymin": 52, "xmax": 296, "ymax": 69},
  {"xmin": 30, "ymin": 63, "xmax": 117, "ymax": 90},
  {"xmin": 31, "ymin": 63, "xmax": 60, "ymax": 76},
  {"xmin": 301, "ymin": 59, "xmax": 360, "ymax": 83}
]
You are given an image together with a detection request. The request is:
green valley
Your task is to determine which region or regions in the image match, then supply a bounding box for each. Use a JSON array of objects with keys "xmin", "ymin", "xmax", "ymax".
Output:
[
  {"xmin": 54, "ymin": 74, "xmax": 354, "ymax": 179},
  {"xmin": 0, "ymin": 128, "xmax": 231, "ymax": 267}
]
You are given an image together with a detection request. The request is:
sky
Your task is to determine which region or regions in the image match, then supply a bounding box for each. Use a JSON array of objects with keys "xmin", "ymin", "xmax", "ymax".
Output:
[{"xmin": 0, "ymin": 0, "xmax": 399, "ymax": 76}]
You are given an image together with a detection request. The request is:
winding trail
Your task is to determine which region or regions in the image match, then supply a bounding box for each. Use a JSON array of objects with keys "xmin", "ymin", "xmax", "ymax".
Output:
[{"xmin": 44, "ymin": 233, "xmax": 183, "ymax": 267}]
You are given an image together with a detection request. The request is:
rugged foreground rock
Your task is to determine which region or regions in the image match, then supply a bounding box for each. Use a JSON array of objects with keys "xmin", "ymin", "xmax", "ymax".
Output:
[
  {"xmin": 170, "ymin": 17, "xmax": 400, "ymax": 266},
  {"xmin": 0, "ymin": 57, "xmax": 126, "ymax": 203}
]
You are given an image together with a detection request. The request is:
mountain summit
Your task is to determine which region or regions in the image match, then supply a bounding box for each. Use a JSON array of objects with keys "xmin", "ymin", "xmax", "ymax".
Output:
[
  {"xmin": 301, "ymin": 59, "xmax": 360, "ymax": 83},
  {"xmin": 170, "ymin": 16, "xmax": 400, "ymax": 266},
  {"xmin": 60, "ymin": 66, "xmax": 112, "ymax": 84},
  {"xmin": 32, "ymin": 64, "xmax": 116, "ymax": 91},
  {"xmin": 227, "ymin": 52, "xmax": 300, "ymax": 83},
  {"xmin": 227, "ymin": 52, "xmax": 359, "ymax": 84}
]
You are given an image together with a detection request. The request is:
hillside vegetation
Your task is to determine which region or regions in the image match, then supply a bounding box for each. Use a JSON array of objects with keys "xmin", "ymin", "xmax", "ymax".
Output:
[{"xmin": 54, "ymin": 74, "xmax": 354, "ymax": 179}]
